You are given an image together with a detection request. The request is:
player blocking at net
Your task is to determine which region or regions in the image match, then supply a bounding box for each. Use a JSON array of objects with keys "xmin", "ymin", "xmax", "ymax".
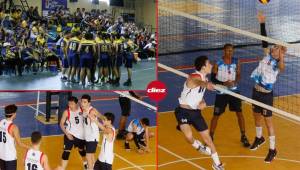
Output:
[
  {"xmin": 175, "ymin": 56, "xmax": 224, "ymax": 170},
  {"xmin": 249, "ymin": 12, "xmax": 287, "ymax": 163}
]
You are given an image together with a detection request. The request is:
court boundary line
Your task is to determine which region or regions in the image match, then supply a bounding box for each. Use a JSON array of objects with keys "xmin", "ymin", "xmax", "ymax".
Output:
[
  {"xmin": 116, "ymin": 164, "xmax": 156, "ymax": 170},
  {"xmin": 158, "ymin": 155, "xmax": 300, "ymax": 167},
  {"xmin": 114, "ymin": 153, "xmax": 144, "ymax": 170},
  {"xmin": 158, "ymin": 145, "xmax": 207, "ymax": 170}
]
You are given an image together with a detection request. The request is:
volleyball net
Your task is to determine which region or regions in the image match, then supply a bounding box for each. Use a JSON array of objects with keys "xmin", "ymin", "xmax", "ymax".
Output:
[{"xmin": 158, "ymin": 0, "xmax": 300, "ymax": 122}]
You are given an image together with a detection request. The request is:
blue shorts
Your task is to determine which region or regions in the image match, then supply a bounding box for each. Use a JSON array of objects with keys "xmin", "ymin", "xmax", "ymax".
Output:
[
  {"xmin": 125, "ymin": 58, "xmax": 133, "ymax": 68},
  {"xmin": 116, "ymin": 54, "xmax": 123, "ymax": 67},
  {"xmin": 62, "ymin": 57, "xmax": 69, "ymax": 68},
  {"xmin": 68, "ymin": 54, "xmax": 79, "ymax": 67},
  {"xmin": 99, "ymin": 53, "xmax": 109, "ymax": 67},
  {"xmin": 80, "ymin": 57, "xmax": 93, "ymax": 68}
]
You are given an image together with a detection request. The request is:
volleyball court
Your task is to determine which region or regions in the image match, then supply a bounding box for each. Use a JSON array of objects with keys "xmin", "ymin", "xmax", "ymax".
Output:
[{"xmin": 0, "ymin": 91, "xmax": 156, "ymax": 170}]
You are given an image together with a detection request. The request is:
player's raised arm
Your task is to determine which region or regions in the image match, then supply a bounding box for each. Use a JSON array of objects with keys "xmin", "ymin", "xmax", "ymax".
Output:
[{"xmin": 257, "ymin": 11, "xmax": 269, "ymax": 55}]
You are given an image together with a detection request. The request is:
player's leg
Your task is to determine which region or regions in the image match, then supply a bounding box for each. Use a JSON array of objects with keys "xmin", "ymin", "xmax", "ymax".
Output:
[
  {"xmin": 117, "ymin": 97, "xmax": 130, "ymax": 139},
  {"xmin": 210, "ymin": 94, "xmax": 227, "ymax": 140},
  {"xmin": 229, "ymin": 95, "xmax": 250, "ymax": 147},
  {"xmin": 61, "ymin": 135, "xmax": 74, "ymax": 169},
  {"xmin": 125, "ymin": 132, "xmax": 133, "ymax": 150},
  {"xmin": 250, "ymin": 89, "xmax": 267, "ymax": 150},
  {"xmin": 75, "ymin": 138, "xmax": 88, "ymax": 169},
  {"xmin": 86, "ymin": 141, "xmax": 98, "ymax": 170}
]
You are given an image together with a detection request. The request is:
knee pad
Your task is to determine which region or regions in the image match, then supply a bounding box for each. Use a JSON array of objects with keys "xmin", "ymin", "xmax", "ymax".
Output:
[
  {"xmin": 79, "ymin": 149, "xmax": 86, "ymax": 157},
  {"xmin": 62, "ymin": 151, "xmax": 71, "ymax": 160}
]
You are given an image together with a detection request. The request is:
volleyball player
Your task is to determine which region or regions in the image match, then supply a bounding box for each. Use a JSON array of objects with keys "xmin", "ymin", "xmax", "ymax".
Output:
[
  {"xmin": 209, "ymin": 44, "xmax": 250, "ymax": 147},
  {"xmin": 91, "ymin": 112, "xmax": 116, "ymax": 170},
  {"xmin": 78, "ymin": 33, "xmax": 96, "ymax": 86},
  {"xmin": 123, "ymin": 35, "xmax": 134, "ymax": 86},
  {"xmin": 117, "ymin": 91, "xmax": 141, "ymax": 139},
  {"xmin": 60, "ymin": 31, "xmax": 72, "ymax": 81},
  {"xmin": 249, "ymin": 12, "xmax": 286, "ymax": 163},
  {"xmin": 66, "ymin": 31, "xmax": 82, "ymax": 83},
  {"xmin": 59, "ymin": 96, "xmax": 87, "ymax": 170},
  {"xmin": 112, "ymin": 34, "xmax": 125, "ymax": 86},
  {"xmin": 175, "ymin": 56, "xmax": 224, "ymax": 170},
  {"xmin": 24, "ymin": 131, "xmax": 62, "ymax": 170},
  {"xmin": 97, "ymin": 33, "xmax": 112, "ymax": 85},
  {"xmin": 81, "ymin": 94, "xmax": 105, "ymax": 170},
  {"xmin": 125, "ymin": 118, "xmax": 153, "ymax": 153},
  {"xmin": 0, "ymin": 104, "xmax": 29, "ymax": 170}
]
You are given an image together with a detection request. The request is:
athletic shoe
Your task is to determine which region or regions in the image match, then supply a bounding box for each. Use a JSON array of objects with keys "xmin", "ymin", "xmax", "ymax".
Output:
[
  {"xmin": 250, "ymin": 137, "xmax": 265, "ymax": 150},
  {"xmin": 60, "ymin": 76, "xmax": 67, "ymax": 81},
  {"xmin": 87, "ymin": 82, "xmax": 93, "ymax": 86},
  {"xmin": 197, "ymin": 145, "xmax": 211, "ymax": 155},
  {"xmin": 264, "ymin": 149, "xmax": 277, "ymax": 163},
  {"xmin": 241, "ymin": 135, "xmax": 250, "ymax": 148},
  {"xmin": 123, "ymin": 80, "xmax": 132, "ymax": 86},
  {"xmin": 212, "ymin": 163, "xmax": 225, "ymax": 170}
]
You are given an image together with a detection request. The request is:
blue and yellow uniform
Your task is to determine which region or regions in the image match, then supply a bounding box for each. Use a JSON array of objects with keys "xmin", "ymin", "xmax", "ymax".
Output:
[
  {"xmin": 67, "ymin": 37, "xmax": 81, "ymax": 67},
  {"xmin": 79, "ymin": 40, "xmax": 96, "ymax": 68},
  {"xmin": 113, "ymin": 38, "xmax": 124, "ymax": 67},
  {"xmin": 57, "ymin": 37, "xmax": 69, "ymax": 68},
  {"xmin": 97, "ymin": 39, "xmax": 111, "ymax": 67},
  {"xmin": 124, "ymin": 41, "xmax": 134, "ymax": 68}
]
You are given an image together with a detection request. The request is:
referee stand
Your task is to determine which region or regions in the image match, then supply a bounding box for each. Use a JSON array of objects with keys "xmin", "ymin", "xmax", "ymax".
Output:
[{"xmin": 45, "ymin": 91, "xmax": 72, "ymax": 123}]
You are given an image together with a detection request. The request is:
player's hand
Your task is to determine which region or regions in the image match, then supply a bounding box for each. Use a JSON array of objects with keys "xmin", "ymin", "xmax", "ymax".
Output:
[
  {"xmin": 206, "ymin": 82, "xmax": 214, "ymax": 91},
  {"xmin": 257, "ymin": 11, "xmax": 266, "ymax": 23},
  {"xmin": 198, "ymin": 100, "xmax": 206, "ymax": 110},
  {"xmin": 66, "ymin": 133, "xmax": 74, "ymax": 140}
]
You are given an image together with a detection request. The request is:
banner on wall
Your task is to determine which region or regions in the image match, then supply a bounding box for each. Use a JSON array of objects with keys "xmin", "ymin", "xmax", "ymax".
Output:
[{"xmin": 42, "ymin": 0, "xmax": 68, "ymax": 15}]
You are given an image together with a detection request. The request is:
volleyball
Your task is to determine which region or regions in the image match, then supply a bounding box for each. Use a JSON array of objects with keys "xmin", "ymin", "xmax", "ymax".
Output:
[{"xmin": 259, "ymin": 0, "xmax": 270, "ymax": 4}]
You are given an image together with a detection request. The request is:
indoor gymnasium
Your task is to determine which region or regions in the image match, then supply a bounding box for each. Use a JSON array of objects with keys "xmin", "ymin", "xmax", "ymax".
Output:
[
  {"xmin": 0, "ymin": 91, "xmax": 156, "ymax": 170},
  {"xmin": 158, "ymin": 0, "xmax": 300, "ymax": 170},
  {"xmin": 0, "ymin": 0, "xmax": 156, "ymax": 90}
]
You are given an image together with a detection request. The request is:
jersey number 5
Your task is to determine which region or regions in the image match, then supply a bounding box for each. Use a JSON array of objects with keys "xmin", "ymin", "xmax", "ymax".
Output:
[
  {"xmin": 26, "ymin": 163, "xmax": 38, "ymax": 170},
  {"xmin": 75, "ymin": 116, "xmax": 79, "ymax": 124},
  {"xmin": 0, "ymin": 131, "xmax": 6, "ymax": 143}
]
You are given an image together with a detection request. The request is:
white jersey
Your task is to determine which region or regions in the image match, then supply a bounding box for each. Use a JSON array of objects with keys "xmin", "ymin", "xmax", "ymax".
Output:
[
  {"xmin": 83, "ymin": 106, "xmax": 100, "ymax": 142},
  {"xmin": 0, "ymin": 119, "xmax": 16, "ymax": 161},
  {"xmin": 178, "ymin": 71, "xmax": 207, "ymax": 110},
  {"xmin": 127, "ymin": 119, "xmax": 144, "ymax": 135},
  {"xmin": 24, "ymin": 149, "xmax": 44, "ymax": 170},
  {"xmin": 65, "ymin": 107, "xmax": 84, "ymax": 140},
  {"xmin": 216, "ymin": 57, "xmax": 238, "ymax": 91},
  {"xmin": 251, "ymin": 54, "xmax": 280, "ymax": 91},
  {"xmin": 98, "ymin": 127, "xmax": 115, "ymax": 165}
]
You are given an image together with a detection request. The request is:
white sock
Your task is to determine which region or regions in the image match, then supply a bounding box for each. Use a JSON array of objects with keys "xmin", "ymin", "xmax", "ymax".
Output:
[
  {"xmin": 211, "ymin": 152, "xmax": 221, "ymax": 165},
  {"xmin": 256, "ymin": 127, "xmax": 262, "ymax": 138},
  {"xmin": 269, "ymin": 136, "xmax": 275, "ymax": 150},
  {"xmin": 192, "ymin": 140, "xmax": 203, "ymax": 149}
]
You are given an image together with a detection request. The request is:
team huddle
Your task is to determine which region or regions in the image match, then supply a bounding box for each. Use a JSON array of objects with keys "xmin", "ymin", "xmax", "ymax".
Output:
[
  {"xmin": 175, "ymin": 12, "xmax": 286, "ymax": 170},
  {"xmin": 0, "ymin": 93, "xmax": 153, "ymax": 170}
]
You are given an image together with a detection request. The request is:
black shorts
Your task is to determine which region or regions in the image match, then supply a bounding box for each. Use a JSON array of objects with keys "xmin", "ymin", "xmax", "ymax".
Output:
[
  {"xmin": 63, "ymin": 135, "xmax": 86, "ymax": 151},
  {"xmin": 174, "ymin": 106, "xmax": 208, "ymax": 132},
  {"xmin": 119, "ymin": 97, "xmax": 131, "ymax": 116},
  {"xmin": 213, "ymin": 93, "xmax": 242, "ymax": 116},
  {"xmin": 94, "ymin": 160, "xmax": 112, "ymax": 170},
  {"xmin": 86, "ymin": 141, "xmax": 98, "ymax": 153},
  {"xmin": 0, "ymin": 159, "xmax": 17, "ymax": 170},
  {"xmin": 252, "ymin": 88, "xmax": 273, "ymax": 117},
  {"xmin": 136, "ymin": 131, "xmax": 146, "ymax": 147}
]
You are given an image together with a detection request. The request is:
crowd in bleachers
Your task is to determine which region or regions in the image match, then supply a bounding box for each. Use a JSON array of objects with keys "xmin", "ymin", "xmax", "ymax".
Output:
[{"xmin": 0, "ymin": 6, "xmax": 156, "ymax": 87}]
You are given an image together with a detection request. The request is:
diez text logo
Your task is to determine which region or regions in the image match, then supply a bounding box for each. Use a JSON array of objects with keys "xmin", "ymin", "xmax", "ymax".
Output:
[{"xmin": 147, "ymin": 81, "xmax": 167, "ymax": 102}]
